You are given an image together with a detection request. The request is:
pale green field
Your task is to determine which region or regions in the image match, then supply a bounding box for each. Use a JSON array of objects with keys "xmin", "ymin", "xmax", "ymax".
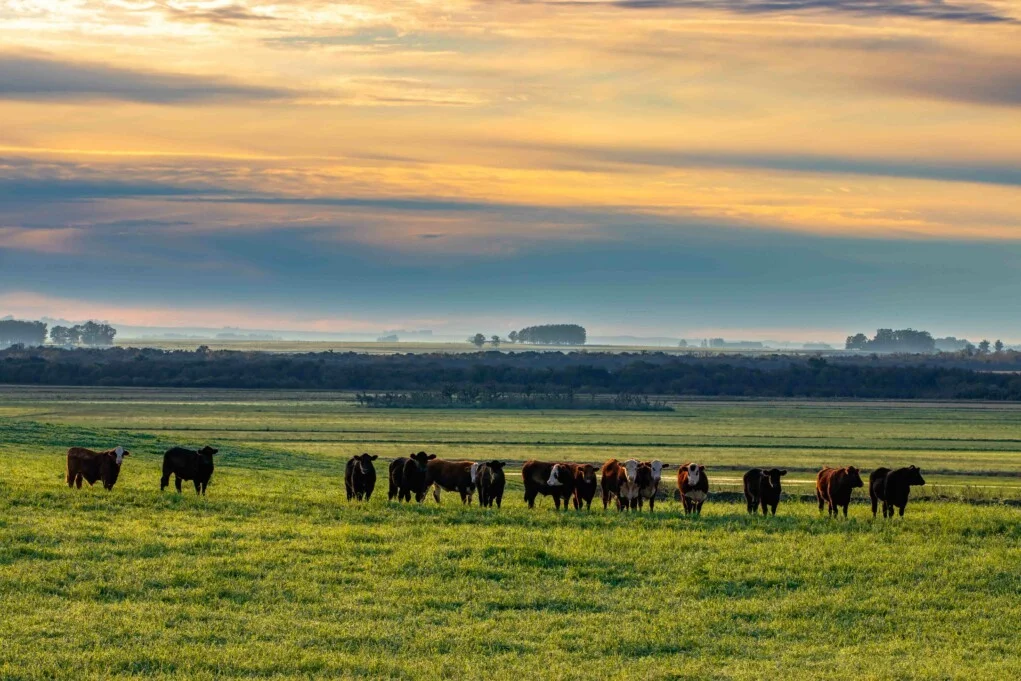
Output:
[{"xmin": 2, "ymin": 387, "xmax": 1020, "ymax": 679}]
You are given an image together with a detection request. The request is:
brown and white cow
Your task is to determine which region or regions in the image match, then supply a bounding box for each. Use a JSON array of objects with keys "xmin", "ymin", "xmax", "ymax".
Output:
[
  {"xmin": 638, "ymin": 460, "xmax": 669, "ymax": 512},
  {"xmin": 428, "ymin": 459, "xmax": 477, "ymax": 504},
  {"xmin": 616, "ymin": 459, "xmax": 643, "ymax": 511},
  {"xmin": 600, "ymin": 458, "xmax": 641, "ymax": 511},
  {"xmin": 677, "ymin": 462, "xmax": 708, "ymax": 515},
  {"xmin": 475, "ymin": 461, "xmax": 506, "ymax": 508},
  {"xmin": 522, "ymin": 460, "xmax": 575, "ymax": 510},
  {"xmin": 816, "ymin": 466, "xmax": 864, "ymax": 518},
  {"xmin": 66, "ymin": 446, "xmax": 129, "ymax": 491}
]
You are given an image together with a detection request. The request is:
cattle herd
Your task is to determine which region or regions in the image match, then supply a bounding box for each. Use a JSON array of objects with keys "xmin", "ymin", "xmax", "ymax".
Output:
[{"xmin": 65, "ymin": 445, "xmax": 929, "ymax": 518}]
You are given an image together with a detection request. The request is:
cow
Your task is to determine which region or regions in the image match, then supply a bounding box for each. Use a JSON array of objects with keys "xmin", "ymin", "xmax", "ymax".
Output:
[
  {"xmin": 66, "ymin": 446, "xmax": 129, "ymax": 491},
  {"xmin": 522, "ymin": 460, "xmax": 576, "ymax": 510},
  {"xmin": 869, "ymin": 466, "xmax": 926, "ymax": 518},
  {"xmin": 428, "ymin": 459, "xmax": 477, "ymax": 504},
  {"xmin": 677, "ymin": 462, "xmax": 708, "ymax": 515},
  {"xmin": 345, "ymin": 453, "xmax": 378, "ymax": 501},
  {"xmin": 160, "ymin": 446, "xmax": 218, "ymax": 495},
  {"xmin": 388, "ymin": 451, "xmax": 436, "ymax": 502},
  {"xmin": 570, "ymin": 463, "xmax": 598, "ymax": 510},
  {"xmin": 638, "ymin": 460, "xmax": 669, "ymax": 512},
  {"xmin": 475, "ymin": 461, "xmax": 506, "ymax": 508},
  {"xmin": 600, "ymin": 458, "xmax": 642, "ymax": 511},
  {"xmin": 816, "ymin": 466, "xmax": 864, "ymax": 518},
  {"xmin": 743, "ymin": 468, "xmax": 787, "ymax": 516}
]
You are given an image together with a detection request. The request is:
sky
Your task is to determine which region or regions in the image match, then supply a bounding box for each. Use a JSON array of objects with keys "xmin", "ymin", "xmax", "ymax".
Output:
[{"xmin": 0, "ymin": 0, "xmax": 1019, "ymax": 342}]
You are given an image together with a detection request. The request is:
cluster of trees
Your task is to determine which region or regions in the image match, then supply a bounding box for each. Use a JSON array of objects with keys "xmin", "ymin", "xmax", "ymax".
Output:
[
  {"xmin": 50, "ymin": 322, "xmax": 117, "ymax": 347},
  {"xmin": 4, "ymin": 346, "xmax": 1021, "ymax": 399},
  {"xmin": 0, "ymin": 320, "xmax": 48, "ymax": 348},
  {"xmin": 354, "ymin": 389, "xmax": 669, "ymax": 411},
  {"xmin": 469, "ymin": 324, "xmax": 587, "ymax": 347},
  {"xmin": 846, "ymin": 328, "xmax": 1006, "ymax": 355}
]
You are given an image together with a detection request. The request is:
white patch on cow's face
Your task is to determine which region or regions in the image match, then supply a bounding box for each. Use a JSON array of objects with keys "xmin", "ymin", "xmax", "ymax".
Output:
[
  {"xmin": 114, "ymin": 446, "xmax": 125, "ymax": 465},
  {"xmin": 687, "ymin": 463, "xmax": 700, "ymax": 487},
  {"xmin": 470, "ymin": 463, "xmax": 480, "ymax": 484},
  {"xmin": 547, "ymin": 464, "xmax": 564, "ymax": 486},
  {"xmin": 650, "ymin": 460, "xmax": 664, "ymax": 481},
  {"xmin": 623, "ymin": 459, "xmax": 639, "ymax": 482}
]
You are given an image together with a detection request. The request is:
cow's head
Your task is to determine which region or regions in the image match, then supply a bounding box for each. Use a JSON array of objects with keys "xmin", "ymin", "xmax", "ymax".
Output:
[
  {"xmin": 905, "ymin": 465, "xmax": 926, "ymax": 486},
  {"xmin": 470, "ymin": 462, "xmax": 481, "ymax": 484},
  {"xmin": 623, "ymin": 459, "xmax": 640, "ymax": 483},
  {"xmin": 635, "ymin": 463, "xmax": 654, "ymax": 487},
  {"xmin": 765, "ymin": 468, "xmax": 787, "ymax": 489},
  {"xmin": 648, "ymin": 460, "xmax": 668, "ymax": 482},
  {"xmin": 546, "ymin": 463, "xmax": 570, "ymax": 486},
  {"xmin": 101, "ymin": 446, "xmax": 129, "ymax": 489},
  {"xmin": 685, "ymin": 462, "xmax": 702, "ymax": 487},
  {"xmin": 486, "ymin": 460, "xmax": 505, "ymax": 471},
  {"xmin": 198, "ymin": 445, "xmax": 219, "ymax": 465},
  {"xmin": 410, "ymin": 451, "xmax": 436, "ymax": 470},
  {"xmin": 576, "ymin": 464, "xmax": 597, "ymax": 484},
  {"xmin": 845, "ymin": 466, "xmax": 864, "ymax": 488},
  {"xmin": 354, "ymin": 452, "xmax": 377, "ymax": 474},
  {"xmin": 110, "ymin": 445, "xmax": 129, "ymax": 466}
]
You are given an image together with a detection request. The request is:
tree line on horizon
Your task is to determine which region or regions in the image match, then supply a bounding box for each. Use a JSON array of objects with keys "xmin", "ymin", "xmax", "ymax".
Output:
[
  {"xmin": 0, "ymin": 319, "xmax": 116, "ymax": 349},
  {"xmin": 470, "ymin": 324, "xmax": 587, "ymax": 347},
  {"xmin": 845, "ymin": 328, "xmax": 1004, "ymax": 355}
]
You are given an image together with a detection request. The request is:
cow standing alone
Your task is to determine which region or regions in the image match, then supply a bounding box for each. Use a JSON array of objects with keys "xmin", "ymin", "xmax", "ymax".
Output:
[
  {"xmin": 345, "ymin": 453, "xmax": 378, "ymax": 501},
  {"xmin": 161, "ymin": 446, "xmax": 218, "ymax": 495},
  {"xmin": 816, "ymin": 466, "xmax": 864, "ymax": 518},
  {"xmin": 743, "ymin": 468, "xmax": 787, "ymax": 516},
  {"xmin": 677, "ymin": 462, "xmax": 708, "ymax": 515},
  {"xmin": 66, "ymin": 446, "xmax": 129, "ymax": 491},
  {"xmin": 870, "ymin": 466, "xmax": 926, "ymax": 518}
]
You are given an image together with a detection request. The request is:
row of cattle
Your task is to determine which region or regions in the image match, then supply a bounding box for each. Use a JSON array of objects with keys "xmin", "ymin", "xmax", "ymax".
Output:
[
  {"xmin": 65, "ymin": 446, "xmax": 927, "ymax": 518},
  {"xmin": 357, "ymin": 453, "xmax": 928, "ymax": 518}
]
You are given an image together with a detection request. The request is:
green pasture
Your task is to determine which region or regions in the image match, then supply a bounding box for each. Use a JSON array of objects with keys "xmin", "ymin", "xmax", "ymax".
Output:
[{"xmin": 2, "ymin": 387, "xmax": 1020, "ymax": 679}]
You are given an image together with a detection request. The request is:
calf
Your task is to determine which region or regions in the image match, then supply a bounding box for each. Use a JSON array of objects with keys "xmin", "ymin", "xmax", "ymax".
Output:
[
  {"xmin": 522, "ymin": 460, "xmax": 575, "ymax": 510},
  {"xmin": 345, "ymin": 453, "xmax": 378, "ymax": 501},
  {"xmin": 638, "ymin": 460, "xmax": 669, "ymax": 512},
  {"xmin": 570, "ymin": 463, "xmax": 598, "ymax": 510},
  {"xmin": 388, "ymin": 451, "xmax": 436, "ymax": 503},
  {"xmin": 870, "ymin": 466, "xmax": 926, "ymax": 518},
  {"xmin": 161, "ymin": 446, "xmax": 218, "ymax": 495},
  {"xmin": 428, "ymin": 459, "xmax": 477, "ymax": 504},
  {"xmin": 617, "ymin": 459, "xmax": 644, "ymax": 511},
  {"xmin": 475, "ymin": 461, "xmax": 506, "ymax": 508},
  {"xmin": 66, "ymin": 446, "xmax": 129, "ymax": 491},
  {"xmin": 677, "ymin": 462, "xmax": 708, "ymax": 515},
  {"xmin": 816, "ymin": 466, "xmax": 864, "ymax": 518},
  {"xmin": 743, "ymin": 468, "xmax": 787, "ymax": 516}
]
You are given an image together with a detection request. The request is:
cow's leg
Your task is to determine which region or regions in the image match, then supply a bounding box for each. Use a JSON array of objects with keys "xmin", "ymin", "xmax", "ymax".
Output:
[
  {"xmin": 602, "ymin": 488, "xmax": 610, "ymax": 510},
  {"xmin": 871, "ymin": 495, "xmax": 878, "ymax": 518},
  {"xmin": 160, "ymin": 473, "xmax": 170, "ymax": 492},
  {"xmin": 554, "ymin": 495, "xmax": 562, "ymax": 511},
  {"xmin": 817, "ymin": 492, "xmax": 825, "ymax": 512},
  {"xmin": 745, "ymin": 493, "xmax": 754, "ymax": 514},
  {"xmin": 174, "ymin": 476, "xmax": 182, "ymax": 493},
  {"xmin": 432, "ymin": 485, "xmax": 441, "ymax": 504},
  {"xmin": 842, "ymin": 503, "xmax": 849, "ymax": 518},
  {"xmin": 194, "ymin": 480, "xmax": 202, "ymax": 495},
  {"xmin": 898, "ymin": 503, "xmax": 906, "ymax": 517},
  {"xmin": 495, "ymin": 494, "xmax": 502, "ymax": 508},
  {"xmin": 771, "ymin": 502, "xmax": 778, "ymax": 516},
  {"xmin": 648, "ymin": 497, "xmax": 655, "ymax": 512},
  {"xmin": 524, "ymin": 488, "xmax": 537, "ymax": 509},
  {"xmin": 75, "ymin": 473, "xmax": 83, "ymax": 489}
]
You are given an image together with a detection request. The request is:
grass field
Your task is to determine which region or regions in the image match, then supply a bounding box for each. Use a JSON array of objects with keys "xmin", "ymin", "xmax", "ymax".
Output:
[{"xmin": 2, "ymin": 386, "xmax": 1021, "ymax": 679}]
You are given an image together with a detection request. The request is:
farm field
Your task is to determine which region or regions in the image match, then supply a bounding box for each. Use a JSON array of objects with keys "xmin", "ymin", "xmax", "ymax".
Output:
[{"xmin": 2, "ymin": 386, "xmax": 1021, "ymax": 679}]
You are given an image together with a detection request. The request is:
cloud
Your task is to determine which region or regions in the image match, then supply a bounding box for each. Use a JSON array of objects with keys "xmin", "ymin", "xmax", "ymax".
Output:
[
  {"xmin": 159, "ymin": 2, "xmax": 277, "ymax": 24},
  {"xmin": 541, "ymin": 0, "xmax": 1017, "ymax": 23},
  {"xmin": 0, "ymin": 177, "xmax": 227, "ymax": 201},
  {"xmin": 0, "ymin": 227, "xmax": 81, "ymax": 254},
  {"xmin": 0, "ymin": 53, "xmax": 291, "ymax": 104}
]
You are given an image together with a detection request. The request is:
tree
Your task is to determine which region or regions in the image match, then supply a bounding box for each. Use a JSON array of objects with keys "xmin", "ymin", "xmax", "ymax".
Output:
[
  {"xmin": 490, "ymin": 335, "xmax": 501, "ymax": 347},
  {"xmin": 978, "ymin": 339, "xmax": 991, "ymax": 354},
  {"xmin": 50, "ymin": 325, "xmax": 80, "ymax": 346},
  {"xmin": 845, "ymin": 333, "xmax": 869, "ymax": 350},
  {"xmin": 508, "ymin": 331, "xmax": 518, "ymax": 344},
  {"xmin": 995, "ymin": 340, "xmax": 1004, "ymax": 353},
  {"xmin": 470, "ymin": 333, "xmax": 486, "ymax": 348},
  {"xmin": 514, "ymin": 324, "xmax": 587, "ymax": 346},
  {"xmin": 844, "ymin": 329, "xmax": 935, "ymax": 353},
  {"xmin": 0, "ymin": 320, "xmax": 48, "ymax": 348},
  {"xmin": 76, "ymin": 321, "xmax": 117, "ymax": 346}
]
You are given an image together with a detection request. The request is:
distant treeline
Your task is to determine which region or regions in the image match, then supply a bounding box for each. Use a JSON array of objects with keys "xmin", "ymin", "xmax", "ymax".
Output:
[
  {"xmin": 0, "ymin": 319, "xmax": 116, "ymax": 349},
  {"xmin": 4, "ymin": 347, "xmax": 1021, "ymax": 399},
  {"xmin": 355, "ymin": 390, "xmax": 671, "ymax": 411},
  {"xmin": 511, "ymin": 324, "xmax": 586, "ymax": 346},
  {"xmin": 0, "ymin": 320, "xmax": 47, "ymax": 348},
  {"xmin": 846, "ymin": 328, "xmax": 1004, "ymax": 355}
]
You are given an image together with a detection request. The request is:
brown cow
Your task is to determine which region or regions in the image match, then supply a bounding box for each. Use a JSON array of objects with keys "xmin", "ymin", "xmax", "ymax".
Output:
[
  {"xmin": 600, "ymin": 458, "xmax": 641, "ymax": 511},
  {"xmin": 677, "ymin": 462, "xmax": 708, "ymax": 515},
  {"xmin": 428, "ymin": 459, "xmax": 477, "ymax": 504},
  {"xmin": 522, "ymin": 460, "xmax": 575, "ymax": 510},
  {"xmin": 816, "ymin": 466, "xmax": 864, "ymax": 518},
  {"xmin": 66, "ymin": 446, "xmax": 129, "ymax": 491},
  {"xmin": 570, "ymin": 463, "xmax": 598, "ymax": 510},
  {"xmin": 638, "ymin": 460, "xmax": 669, "ymax": 512},
  {"xmin": 388, "ymin": 451, "xmax": 436, "ymax": 502},
  {"xmin": 475, "ymin": 461, "xmax": 506, "ymax": 508}
]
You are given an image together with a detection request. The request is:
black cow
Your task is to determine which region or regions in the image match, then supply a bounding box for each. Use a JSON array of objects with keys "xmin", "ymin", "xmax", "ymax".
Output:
[
  {"xmin": 870, "ymin": 466, "xmax": 926, "ymax": 518},
  {"xmin": 388, "ymin": 451, "xmax": 436, "ymax": 503},
  {"xmin": 743, "ymin": 468, "xmax": 787, "ymax": 516},
  {"xmin": 161, "ymin": 446, "xmax": 218, "ymax": 495},
  {"xmin": 475, "ymin": 461, "xmax": 506, "ymax": 508},
  {"xmin": 345, "ymin": 453, "xmax": 378, "ymax": 501}
]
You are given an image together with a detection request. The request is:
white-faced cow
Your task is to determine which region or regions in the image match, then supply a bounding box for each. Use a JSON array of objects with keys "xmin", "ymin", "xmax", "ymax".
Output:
[
  {"xmin": 521, "ymin": 460, "xmax": 575, "ymax": 510},
  {"xmin": 677, "ymin": 462, "xmax": 709, "ymax": 514},
  {"xmin": 66, "ymin": 446, "xmax": 129, "ymax": 491},
  {"xmin": 638, "ymin": 460, "xmax": 669, "ymax": 512}
]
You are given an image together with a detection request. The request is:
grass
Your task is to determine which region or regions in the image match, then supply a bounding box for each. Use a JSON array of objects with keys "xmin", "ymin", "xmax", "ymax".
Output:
[{"xmin": 2, "ymin": 386, "xmax": 1021, "ymax": 679}]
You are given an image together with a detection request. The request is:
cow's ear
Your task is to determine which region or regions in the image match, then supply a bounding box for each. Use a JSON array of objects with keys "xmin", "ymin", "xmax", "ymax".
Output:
[
  {"xmin": 698, "ymin": 465, "xmax": 705, "ymax": 472},
  {"xmin": 661, "ymin": 463, "xmax": 670, "ymax": 469},
  {"xmin": 370, "ymin": 455, "xmax": 378, "ymax": 460},
  {"xmin": 779, "ymin": 469, "xmax": 788, "ymax": 476},
  {"xmin": 210, "ymin": 448, "xmax": 218, "ymax": 455},
  {"xmin": 427, "ymin": 454, "xmax": 437, "ymax": 460}
]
